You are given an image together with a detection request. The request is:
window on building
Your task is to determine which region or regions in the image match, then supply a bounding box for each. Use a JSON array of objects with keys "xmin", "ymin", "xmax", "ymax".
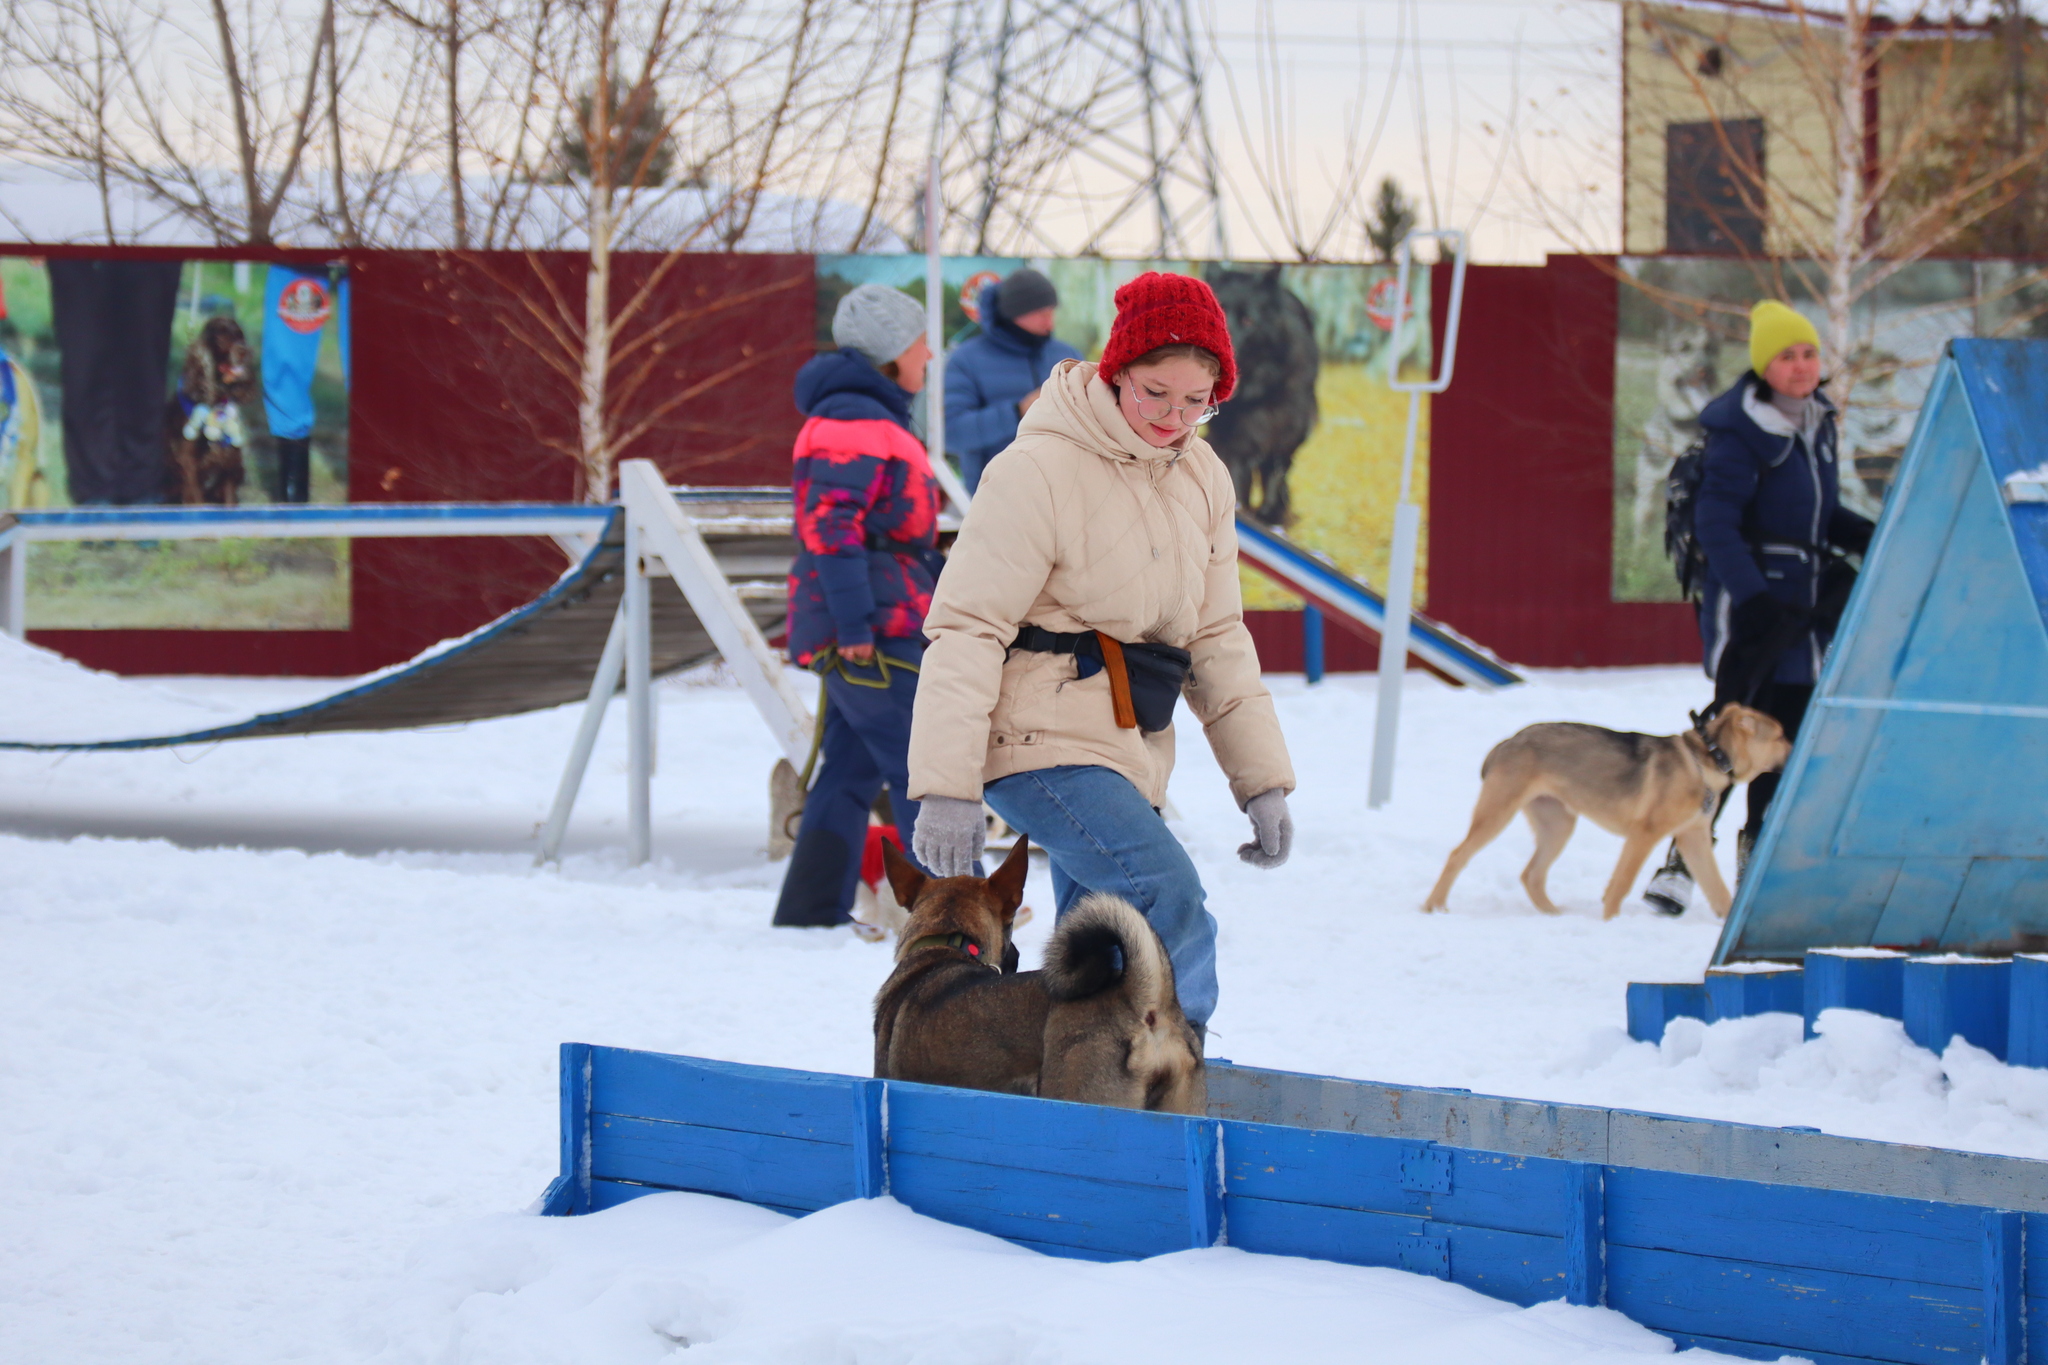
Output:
[{"xmin": 1666, "ymin": 118, "xmax": 1765, "ymax": 255}]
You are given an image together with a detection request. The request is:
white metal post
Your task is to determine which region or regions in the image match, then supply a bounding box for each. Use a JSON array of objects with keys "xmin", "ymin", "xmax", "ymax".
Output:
[
  {"xmin": 624, "ymin": 509, "xmax": 654, "ymax": 865},
  {"xmin": 0, "ymin": 527, "xmax": 23, "ymax": 639},
  {"xmin": 536, "ymin": 602, "xmax": 629, "ymax": 865},
  {"xmin": 925, "ymin": 157, "xmax": 972, "ymax": 514},
  {"xmin": 1369, "ymin": 230, "xmax": 1470, "ymax": 809}
]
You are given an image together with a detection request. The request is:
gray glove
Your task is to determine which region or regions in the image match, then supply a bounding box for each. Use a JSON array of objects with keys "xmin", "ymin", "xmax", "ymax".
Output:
[
  {"xmin": 1238, "ymin": 788, "xmax": 1291, "ymax": 869},
  {"xmin": 912, "ymin": 795, "xmax": 985, "ymax": 879}
]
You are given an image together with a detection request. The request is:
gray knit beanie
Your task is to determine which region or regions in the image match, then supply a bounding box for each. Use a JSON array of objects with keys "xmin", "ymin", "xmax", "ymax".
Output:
[{"xmin": 832, "ymin": 283, "xmax": 927, "ymax": 366}]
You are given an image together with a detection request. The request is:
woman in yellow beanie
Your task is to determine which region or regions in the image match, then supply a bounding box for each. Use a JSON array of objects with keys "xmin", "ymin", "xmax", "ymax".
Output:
[{"xmin": 1641, "ymin": 299, "xmax": 1875, "ymax": 916}]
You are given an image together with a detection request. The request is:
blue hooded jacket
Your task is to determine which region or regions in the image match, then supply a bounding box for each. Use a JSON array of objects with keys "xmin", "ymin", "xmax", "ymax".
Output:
[
  {"xmin": 942, "ymin": 281, "xmax": 1082, "ymax": 489},
  {"xmin": 1694, "ymin": 372, "xmax": 1874, "ymax": 686}
]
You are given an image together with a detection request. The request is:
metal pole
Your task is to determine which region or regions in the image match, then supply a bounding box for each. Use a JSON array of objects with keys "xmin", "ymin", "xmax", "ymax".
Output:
[
  {"xmin": 0, "ymin": 530, "xmax": 23, "ymax": 639},
  {"xmin": 925, "ymin": 156, "xmax": 967, "ymax": 512},
  {"xmin": 536, "ymin": 601, "xmax": 629, "ymax": 865},
  {"xmin": 1369, "ymin": 229, "xmax": 1469, "ymax": 810},
  {"xmin": 625, "ymin": 511, "xmax": 653, "ymax": 865}
]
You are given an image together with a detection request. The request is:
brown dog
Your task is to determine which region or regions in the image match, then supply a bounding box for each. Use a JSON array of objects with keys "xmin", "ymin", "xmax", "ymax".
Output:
[
  {"xmin": 1423, "ymin": 703, "xmax": 1791, "ymax": 920},
  {"xmin": 166, "ymin": 316, "xmax": 253, "ymax": 505},
  {"xmin": 873, "ymin": 838, "xmax": 1206, "ymax": 1114}
]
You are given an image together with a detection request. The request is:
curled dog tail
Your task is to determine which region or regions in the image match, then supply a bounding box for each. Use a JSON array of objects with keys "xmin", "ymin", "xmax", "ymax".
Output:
[{"xmin": 1040, "ymin": 894, "xmax": 1176, "ymax": 1008}]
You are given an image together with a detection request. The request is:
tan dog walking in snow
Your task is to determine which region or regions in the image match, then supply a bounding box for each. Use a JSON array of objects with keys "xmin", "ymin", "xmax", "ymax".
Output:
[{"xmin": 1423, "ymin": 704, "xmax": 1791, "ymax": 920}]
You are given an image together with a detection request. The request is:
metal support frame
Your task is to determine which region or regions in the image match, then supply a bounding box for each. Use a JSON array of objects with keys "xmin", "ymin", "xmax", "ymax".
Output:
[
  {"xmin": 536, "ymin": 604, "xmax": 629, "ymax": 864},
  {"xmin": 1370, "ymin": 230, "xmax": 1470, "ymax": 810}
]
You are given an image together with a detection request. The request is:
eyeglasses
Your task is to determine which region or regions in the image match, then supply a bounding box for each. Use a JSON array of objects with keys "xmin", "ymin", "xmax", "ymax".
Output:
[{"xmin": 1131, "ymin": 393, "xmax": 1220, "ymax": 427}]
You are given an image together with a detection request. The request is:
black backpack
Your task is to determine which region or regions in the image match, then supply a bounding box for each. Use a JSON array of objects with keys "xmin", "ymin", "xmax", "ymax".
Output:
[{"xmin": 1662, "ymin": 437, "xmax": 1711, "ymax": 604}]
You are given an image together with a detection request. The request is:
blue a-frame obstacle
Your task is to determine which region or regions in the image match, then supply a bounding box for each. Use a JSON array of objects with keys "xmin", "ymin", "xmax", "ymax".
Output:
[{"xmin": 1716, "ymin": 338, "xmax": 2048, "ymax": 963}]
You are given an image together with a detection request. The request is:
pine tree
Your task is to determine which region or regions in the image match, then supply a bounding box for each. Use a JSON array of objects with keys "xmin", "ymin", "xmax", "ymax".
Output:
[
  {"xmin": 1366, "ymin": 177, "xmax": 1417, "ymax": 263},
  {"xmin": 555, "ymin": 77, "xmax": 677, "ymax": 188}
]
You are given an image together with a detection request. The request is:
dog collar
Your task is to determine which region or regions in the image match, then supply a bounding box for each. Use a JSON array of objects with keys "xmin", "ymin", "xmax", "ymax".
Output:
[
  {"xmin": 1688, "ymin": 710, "xmax": 1736, "ymax": 778},
  {"xmin": 905, "ymin": 931, "xmax": 989, "ymax": 964}
]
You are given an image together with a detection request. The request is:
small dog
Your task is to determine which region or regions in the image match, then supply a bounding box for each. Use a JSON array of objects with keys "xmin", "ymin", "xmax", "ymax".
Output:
[
  {"xmin": 873, "ymin": 838, "xmax": 1206, "ymax": 1114},
  {"xmin": 166, "ymin": 315, "xmax": 253, "ymax": 505},
  {"xmin": 1423, "ymin": 703, "xmax": 1791, "ymax": 920}
]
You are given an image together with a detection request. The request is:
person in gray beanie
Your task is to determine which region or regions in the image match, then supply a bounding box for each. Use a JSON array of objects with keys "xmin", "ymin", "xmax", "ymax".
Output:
[
  {"xmin": 833, "ymin": 282, "xmax": 929, "ymax": 368},
  {"xmin": 944, "ymin": 266, "xmax": 1081, "ymax": 492},
  {"xmin": 773, "ymin": 281, "xmax": 943, "ymax": 930}
]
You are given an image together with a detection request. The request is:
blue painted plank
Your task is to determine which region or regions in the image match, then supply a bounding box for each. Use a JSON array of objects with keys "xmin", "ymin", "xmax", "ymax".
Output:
[
  {"xmin": 589, "ymin": 1113, "xmax": 855, "ymax": 1211},
  {"xmin": 2010, "ymin": 955, "xmax": 2048, "ymax": 1068},
  {"xmin": 1903, "ymin": 957, "xmax": 2012, "ymax": 1058},
  {"xmin": 1604, "ymin": 1167, "xmax": 1984, "ymax": 1289},
  {"xmin": 555, "ymin": 1042, "xmax": 593, "ymax": 1216},
  {"xmin": 1706, "ymin": 967, "xmax": 1804, "ymax": 1021},
  {"xmin": 588, "ymin": 1047, "xmax": 858, "ymax": 1144},
  {"xmin": 1626, "ymin": 982, "xmax": 1710, "ymax": 1042},
  {"xmin": 851, "ymin": 1079, "xmax": 885, "ymax": 1199},
  {"xmin": 888, "ymin": 1150, "xmax": 1191, "ymax": 1257},
  {"xmin": 2025, "ymin": 1293, "xmax": 2048, "ymax": 1362},
  {"xmin": 1564, "ymin": 1163, "xmax": 1603, "ymax": 1307},
  {"xmin": 884, "ymin": 1079, "xmax": 1186, "ymax": 1186},
  {"xmin": 1605, "ymin": 1244, "xmax": 1981, "ymax": 1365},
  {"xmin": 1185, "ymin": 1120, "xmax": 1222, "ymax": 1249},
  {"xmin": 1005, "ymin": 1236, "xmax": 1129, "ymax": 1264},
  {"xmin": 1659, "ymin": 1330, "xmax": 1911, "ymax": 1365},
  {"xmin": 1804, "ymin": 950, "xmax": 1907, "ymax": 1038},
  {"xmin": 1221, "ymin": 1195, "xmax": 1568, "ymax": 1306},
  {"xmin": 1983, "ymin": 1210, "xmax": 2022, "ymax": 1365},
  {"xmin": 1221, "ymin": 1120, "xmax": 1573, "ymax": 1237},
  {"xmin": 584, "ymin": 1178, "xmax": 810, "ymax": 1220}
]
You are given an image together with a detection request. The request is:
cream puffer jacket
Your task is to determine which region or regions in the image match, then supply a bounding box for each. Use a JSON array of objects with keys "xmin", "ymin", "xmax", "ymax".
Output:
[{"xmin": 908, "ymin": 358, "xmax": 1295, "ymax": 809}]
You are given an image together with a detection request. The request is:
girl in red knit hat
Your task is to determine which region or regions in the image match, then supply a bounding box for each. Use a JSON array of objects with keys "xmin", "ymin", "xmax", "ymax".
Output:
[{"xmin": 904, "ymin": 271, "xmax": 1296, "ymax": 1043}]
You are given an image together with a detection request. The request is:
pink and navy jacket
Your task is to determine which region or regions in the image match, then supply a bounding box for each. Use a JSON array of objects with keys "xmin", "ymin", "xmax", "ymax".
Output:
[{"xmin": 787, "ymin": 349, "xmax": 944, "ymax": 665}]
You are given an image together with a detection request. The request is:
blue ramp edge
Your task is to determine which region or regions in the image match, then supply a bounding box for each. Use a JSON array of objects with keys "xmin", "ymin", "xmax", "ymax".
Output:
[
  {"xmin": 0, "ymin": 489, "xmax": 794, "ymax": 751},
  {"xmin": 1233, "ymin": 514, "xmax": 1521, "ymax": 689},
  {"xmin": 1714, "ymin": 339, "xmax": 2048, "ymax": 962}
]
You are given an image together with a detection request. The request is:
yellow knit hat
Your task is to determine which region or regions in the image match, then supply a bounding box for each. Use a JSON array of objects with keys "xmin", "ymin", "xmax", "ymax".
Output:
[{"xmin": 1749, "ymin": 300, "xmax": 1820, "ymax": 376}]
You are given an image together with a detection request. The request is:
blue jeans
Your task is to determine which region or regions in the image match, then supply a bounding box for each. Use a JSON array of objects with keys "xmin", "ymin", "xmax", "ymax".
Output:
[
  {"xmin": 773, "ymin": 643, "xmax": 928, "ymax": 927},
  {"xmin": 982, "ymin": 765, "xmax": 1218, "ymax": 1026}
]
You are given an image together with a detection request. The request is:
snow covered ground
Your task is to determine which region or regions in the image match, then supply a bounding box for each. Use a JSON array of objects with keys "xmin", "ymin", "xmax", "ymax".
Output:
[{"xmin": 3, "ymin": 636, "xmax": 2038, "ymax": 1362}]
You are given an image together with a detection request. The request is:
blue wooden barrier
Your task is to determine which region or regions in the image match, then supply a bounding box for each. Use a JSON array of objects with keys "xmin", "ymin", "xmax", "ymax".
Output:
[
  {"xmin": 1804, "ymin": 948, "xmax": 1908, "ymax": 1038},
  {"xmin": 542, "ymin": 1044, "xmax": 2039, "ymax": 1365},
  {"xmin": 1625, "ymin": 982, "xmax": 1710, "ymax": 1042},
  {"xmin": 2009, "ymin": 955, "xmax": 2048, "ymax": 1068},
  {"xmin": 1903, "ymin": 956, "xmax": 2012, "ymax": 1059},
  {"xmin": 1705, "ymin": 964, "xmax": 1804, "ymax": 1021}
]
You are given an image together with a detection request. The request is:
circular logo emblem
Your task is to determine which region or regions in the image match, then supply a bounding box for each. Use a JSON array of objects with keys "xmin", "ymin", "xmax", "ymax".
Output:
[
  {"xmin": 957, "ymin": 271, "xmax": 1004, "ymax": 322},
  {"xmin": 277, "ymin": 276, "xmax": 332, "ymax": 335},
  {"xmin": 1366, "ymin": 276, "xmax": 1409, "ymax": 333}
]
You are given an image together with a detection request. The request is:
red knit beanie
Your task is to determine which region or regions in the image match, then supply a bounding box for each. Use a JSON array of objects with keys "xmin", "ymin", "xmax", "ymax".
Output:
[{"xmin": 1096, "ymin": 271, "xmax": 1237, "ymax": 402}]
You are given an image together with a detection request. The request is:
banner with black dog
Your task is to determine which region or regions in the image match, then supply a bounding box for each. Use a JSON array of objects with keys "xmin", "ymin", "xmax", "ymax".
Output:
[{"xmin": 0, "ymin": 256, "xmax": 351, "ymax": 630}]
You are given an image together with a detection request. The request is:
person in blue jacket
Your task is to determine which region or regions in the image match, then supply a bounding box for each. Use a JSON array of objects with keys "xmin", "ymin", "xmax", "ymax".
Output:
[
  {"xmin": 1643, "ymin": 300, "xmax": 1875, "ymax": 915},
  {"xmin": 943, "ymin": 268, "xmax": 1081, "ymax": 491}
]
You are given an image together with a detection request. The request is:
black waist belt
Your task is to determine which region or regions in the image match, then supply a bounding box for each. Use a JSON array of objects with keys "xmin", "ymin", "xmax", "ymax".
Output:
[{"xmin": 1008, "ymin": 625, "xmax": 1192, "ymax": 734}]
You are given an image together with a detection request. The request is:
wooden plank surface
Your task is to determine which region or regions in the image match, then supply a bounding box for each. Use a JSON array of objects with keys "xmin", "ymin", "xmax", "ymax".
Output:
[
  {"xmin": 1221, "ymin": 1196, "xmax": 1568, "ymax": 1306},
  {"xmin": 1605, "ymin": 1167, "xmax": 1986, "ymax": 1289},
  {"xmin": 590, "ymin": 1114, "xmax": 853, "ymax": 1211},
  {"xmin": 1221, "ymin": 1120, "xmax": 1574, "ymax": 1237},
  {"xmin": 589, "ymin": 1048, "xmax": 856, "ymax": 1144},
  {"xmin": 888, "ymin": 1150, "xmax": 1190, "ymax": 1257},
  {"xmin": 1605, "ymin": 1244, "xmax": 1981, "ymax": 1365},
  {"xmin": 885, "ymin": 1081, "xmax": 1187, "ymax": 1186}
]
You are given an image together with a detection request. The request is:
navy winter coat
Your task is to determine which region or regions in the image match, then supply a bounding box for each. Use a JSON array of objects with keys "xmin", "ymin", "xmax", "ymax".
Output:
[
  {"xmin": 786, "ymin": 349, "xmax": 944, "ymax": 665},
  {"xmin": 942, "ymin": 282, "xmax": 1082, "ymax": 489},
  {"xmin": 1694, "ymin": 373, "xmax": 1874, "ymax": 686}
]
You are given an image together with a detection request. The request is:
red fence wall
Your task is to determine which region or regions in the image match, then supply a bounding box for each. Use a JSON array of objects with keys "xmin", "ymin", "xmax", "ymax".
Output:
[{"xmin": 18, "ymin": 247, "xmax": 1695, "ymax": 677}]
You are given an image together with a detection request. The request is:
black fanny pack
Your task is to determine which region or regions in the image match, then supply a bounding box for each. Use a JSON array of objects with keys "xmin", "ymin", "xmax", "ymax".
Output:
[{"xmin": 1008, "ymin": 625, "xmax": 1192, "ymax": 733}]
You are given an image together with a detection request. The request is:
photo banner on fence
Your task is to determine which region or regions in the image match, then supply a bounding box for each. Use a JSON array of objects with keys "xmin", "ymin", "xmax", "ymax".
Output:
[
  {"xmin": 0, "ymin": 255, "xmax": 351, "ymax": 630},
  {"xmin": 815, "ymin": 255, "xmax": 1432, "ymax": 610},
  {"xmin": 1609, "ymin": 256, "xmax": 2048, "ymax": 603}
]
